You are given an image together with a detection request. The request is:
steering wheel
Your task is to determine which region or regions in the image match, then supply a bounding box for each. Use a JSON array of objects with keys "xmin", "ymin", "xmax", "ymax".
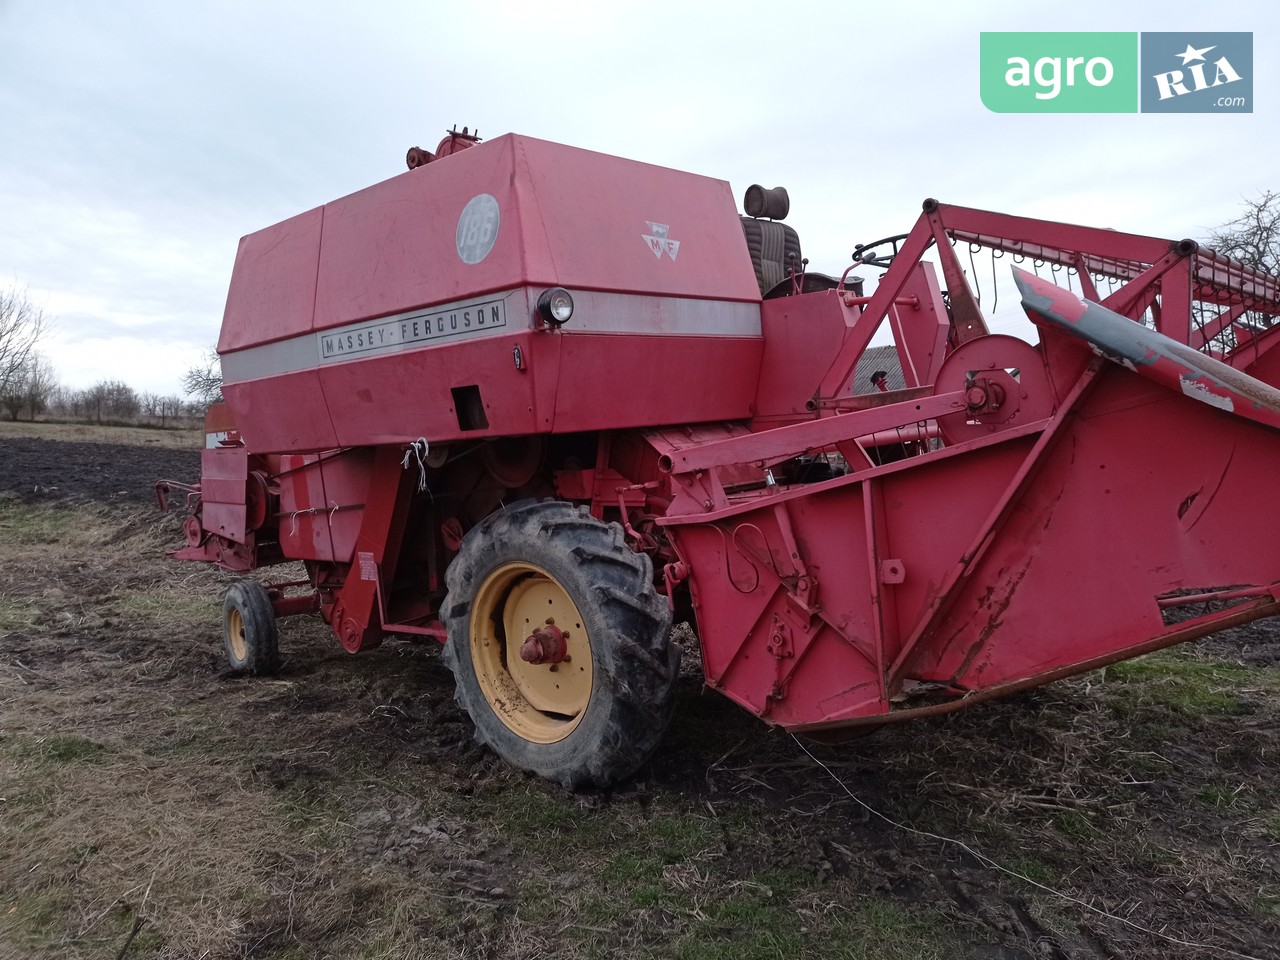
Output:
[{"xmin": 851, "ymin": 234, "xmax": 911, "ymax": 271}]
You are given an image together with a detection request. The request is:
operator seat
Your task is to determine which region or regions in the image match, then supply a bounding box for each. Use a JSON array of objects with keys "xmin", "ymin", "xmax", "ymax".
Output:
[{"xmin": 740, "ymin": 184, "xmax": 801, "ymax": 296}]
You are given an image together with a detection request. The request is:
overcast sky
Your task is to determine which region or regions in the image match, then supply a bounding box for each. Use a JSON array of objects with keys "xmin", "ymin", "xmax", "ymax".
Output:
[{"xmin": 1, "ymin": 0, "xmax": 1275, "ymax": 396}]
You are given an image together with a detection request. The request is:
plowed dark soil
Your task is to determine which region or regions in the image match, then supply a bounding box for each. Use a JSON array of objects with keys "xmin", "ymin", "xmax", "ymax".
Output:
[
  {"xmin": 0, "ymin": 435, "xmax": 199, "ymax": 504},
  {"xmin": 1, "ymin": 431, "xmax": 1277, "ymax": 960}
]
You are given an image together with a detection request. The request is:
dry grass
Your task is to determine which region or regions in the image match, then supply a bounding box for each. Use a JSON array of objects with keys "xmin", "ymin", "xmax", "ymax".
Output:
[
  {"xmin": 0, "ymin": 496, "xmax": 960, "ymax": 960},
  {"xmin": 0, "ymin": 419, "xmax": 201, "ymax": 450},
  {"xmin": 1, "ymin": 481, "xmax": 1278, "ymax": 958},
  {"xmin": 1, "ymin": 741, "xmax": 292, "ymax": 958}
]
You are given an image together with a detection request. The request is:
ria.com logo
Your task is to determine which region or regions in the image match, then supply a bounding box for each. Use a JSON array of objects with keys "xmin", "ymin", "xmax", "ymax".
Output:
[
  {"xmin": 1141, "ymin": 33, "xmax": 1251, "ymax": 112},
  {"xmin": 980, "ymin": 32, "xmax": 1252, "ymax": 113}
]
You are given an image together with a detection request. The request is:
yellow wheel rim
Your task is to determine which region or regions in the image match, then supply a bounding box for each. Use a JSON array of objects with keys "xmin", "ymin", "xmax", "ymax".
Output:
[
  {"xmin": 470, "ymin": 562, "xmax": 594, "ymax": 744},
  {"xmin": 228, "ymin": 607, "xmax": 247, "ymax": 661}
]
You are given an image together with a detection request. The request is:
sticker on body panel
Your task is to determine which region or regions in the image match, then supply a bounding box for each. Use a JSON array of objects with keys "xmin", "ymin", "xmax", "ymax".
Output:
[
  {"xmin": 643, "ymin": 222, "xmax": 680, "ymax": 261},
  {"xmin": 457, "ymin": 193, "xmax": 501, "ymax": 264}
]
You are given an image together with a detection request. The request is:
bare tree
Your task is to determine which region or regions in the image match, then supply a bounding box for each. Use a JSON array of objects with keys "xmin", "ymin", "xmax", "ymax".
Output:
[
  {"xmin": 50, "ymin": 385, "xmax": 89, "ymax": 419},
  {"xmin": 22, "ymin": 354, "xmax": 56, "ymax": 420},
  {"xmin": 47, "ymin": 384, "xmax": 75, "ymax": 418},
  {"xmin": 1209, "ymin": 190, "xmax": 1280, "ymax": 276},
  {"xmin": 69, "ymin": 387, "xmax": 91, "ymax": 419},
  {"xmin": 182, "ymin": 347, "xmax": 223, "ymax": 408},
  {"xmin": 0, "ymin": 354, "xmax": 57, "ymax": 421},
  {"xmin": 82, "ymin": 383, "xmax": 105, "ymax": 422},
  {"xmin": 0, "ymin": 284, "xmax": 51, "ymax": 396},
  {"xmin": 84, "ymin": 379, "xmax": 140, "ymax": 422},
  {"xmin": 0, "ymin": 375, "xmax": 22, "ymax": 420},
  {"xmin": 159, "ymin": 395, "xmax": 184, "ymax": 427}
]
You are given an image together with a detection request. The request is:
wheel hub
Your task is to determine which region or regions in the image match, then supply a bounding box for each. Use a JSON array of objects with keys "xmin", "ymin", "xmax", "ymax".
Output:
[
  {"xmin": 934, "ymin": 334, "xmax": 1054, "ymax": 445},
  {"xmin": 227, "ymin": 607, "xmax": 247, "ymax": 661},
  {"xmin": 470, "ymin": 562, "xmax": 594, "ymax": 744},
  {"xmin": 519, "ymin": 620, "xmax": 570, "ymax": 665}
]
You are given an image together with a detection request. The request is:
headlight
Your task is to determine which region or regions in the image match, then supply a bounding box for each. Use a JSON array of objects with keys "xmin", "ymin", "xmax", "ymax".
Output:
[{"xmin": 536, "ymin": 287, "xmax": 574, "ymax": 327}]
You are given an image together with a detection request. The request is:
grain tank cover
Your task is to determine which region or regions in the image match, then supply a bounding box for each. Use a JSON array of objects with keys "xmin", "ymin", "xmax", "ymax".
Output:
[
  {"xmin": 217, "ymin": 134, "xmax": 765, "ymax": 452},
  {"xmin": 218, "ymin": 134, "xmax": 760, "ymax": 354}
]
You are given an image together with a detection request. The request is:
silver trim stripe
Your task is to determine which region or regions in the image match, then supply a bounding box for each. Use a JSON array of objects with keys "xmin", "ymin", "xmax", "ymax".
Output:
[
  {"xmin": 223, "ymin": 289, "xmax": 528, "ymax": 384},
  {"xmin": 565, "ymin": 290, "xmax": 758, "ymax": 336},
  {"xmin": 220, "ymin": 288, "xmax": 760, "ymax": 385},
  {"xmin": 318, "ymin": 296, "xmax": 507, "ymax": 360}
]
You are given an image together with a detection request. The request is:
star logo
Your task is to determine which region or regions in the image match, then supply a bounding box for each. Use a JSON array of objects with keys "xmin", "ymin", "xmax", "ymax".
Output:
[
  {"xmin": 642, "ymin": 222, "xmax": 680, "ymax": 261},
  {"xmin": 1175, "ymin": 42, "xmax": 1215, "ymax": 65},
  {"xmin": 1140, "ymin": 32, "xmax": 1252, "ymax": 113}
]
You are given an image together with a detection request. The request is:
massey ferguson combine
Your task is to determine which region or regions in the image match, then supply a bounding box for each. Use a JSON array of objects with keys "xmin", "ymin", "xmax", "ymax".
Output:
[{"xmin": 159, "ymin": 127, "xmax": 1280, "ymax": 788}]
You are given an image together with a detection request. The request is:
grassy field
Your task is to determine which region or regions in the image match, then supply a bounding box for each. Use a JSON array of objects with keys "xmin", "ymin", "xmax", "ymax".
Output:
[
  {"xmin": 1, "ymin": 428, "xmax": 1278, "ymax": 959},
  {"xmin": 0, "ymin": 419, "xmax": 201, "ymax": 449}
]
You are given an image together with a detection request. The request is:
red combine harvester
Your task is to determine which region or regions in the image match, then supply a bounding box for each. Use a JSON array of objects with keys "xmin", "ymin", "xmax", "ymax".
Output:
[{"xmin": 158, "ymin": 127, "xmax": 1280, "ymax": 788}]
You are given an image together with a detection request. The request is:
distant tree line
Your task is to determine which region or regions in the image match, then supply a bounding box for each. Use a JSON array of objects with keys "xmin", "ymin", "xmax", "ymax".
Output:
[
  {"xmin": 0, "ymin": 283, "xmax": 210, "ymax": 427},
  {"xmin": 45, "ymin": 382, "xmax": 199, "ymax": 425},
  {"xmin": 2, "ymin": 372, "xmax": 203, "ymax": 426},
  {"xmin": 0, "ymin": 353, "xmax": 57, "ymax": 421}
]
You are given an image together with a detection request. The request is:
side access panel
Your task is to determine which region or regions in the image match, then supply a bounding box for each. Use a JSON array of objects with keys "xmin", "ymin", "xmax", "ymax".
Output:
[{"xmin": 277, "ymin": 450, "xmax": 375, "ymax": 563}]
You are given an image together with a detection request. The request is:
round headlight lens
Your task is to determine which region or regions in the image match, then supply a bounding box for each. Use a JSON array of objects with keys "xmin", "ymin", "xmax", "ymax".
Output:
[{"xmin": 536, "ymin": 287, "xmax": 574, "ymax": 327}]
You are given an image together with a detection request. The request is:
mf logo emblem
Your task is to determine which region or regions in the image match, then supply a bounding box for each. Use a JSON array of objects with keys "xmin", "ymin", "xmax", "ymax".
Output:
[{"xmin": 642, "ymin": 222, "xmax": 680, "ymax": 261}]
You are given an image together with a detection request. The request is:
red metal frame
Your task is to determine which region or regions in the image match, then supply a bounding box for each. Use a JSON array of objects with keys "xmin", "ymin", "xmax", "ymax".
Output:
[
  {"xmin": 162, "ymin": 134, "xmax": 1280, "ymax": 737},
  {"xmin": 818, "ymin": 201, "xmax": 1280, "ymax": 402},
  {"xmin": 661, "ymin": 297, "xmax": 1280, "ymax": 730}
]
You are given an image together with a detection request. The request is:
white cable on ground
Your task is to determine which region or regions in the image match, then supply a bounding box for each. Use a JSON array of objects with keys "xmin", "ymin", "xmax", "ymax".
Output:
[{"xmin": 791, "ymin": 735, "xmax": 1263, "ymax": 960}]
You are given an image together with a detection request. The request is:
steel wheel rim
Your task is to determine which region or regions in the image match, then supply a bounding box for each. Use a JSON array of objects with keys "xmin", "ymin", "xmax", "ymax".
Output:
[
  {"xmin": 227, "ymin": 607, "xmax": 247, "ymax": 661},
  {"xmin": 470, "ymin": 562, "xmax": 594, "ymax": 744}
]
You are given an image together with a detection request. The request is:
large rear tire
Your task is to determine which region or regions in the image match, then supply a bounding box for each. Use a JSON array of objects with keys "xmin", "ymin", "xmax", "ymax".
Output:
[{"xmin": 442, "ymin": 500, "xmax": 678, "ymax": 789}]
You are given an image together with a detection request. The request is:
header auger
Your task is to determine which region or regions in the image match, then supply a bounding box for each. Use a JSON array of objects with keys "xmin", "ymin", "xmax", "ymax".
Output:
[{"xmin": 159, "ymin": 127, "xmax": 1280, "ymax": 788}]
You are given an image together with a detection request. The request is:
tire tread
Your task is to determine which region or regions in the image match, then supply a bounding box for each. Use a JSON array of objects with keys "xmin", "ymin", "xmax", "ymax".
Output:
[{"xmin": 442, "ymin": 499, "xmax": 677, "ymax": 789}]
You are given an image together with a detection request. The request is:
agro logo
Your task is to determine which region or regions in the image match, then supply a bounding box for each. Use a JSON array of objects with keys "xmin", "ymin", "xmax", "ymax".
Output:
[
  {"xmin": 1152, "ymin": 43, "xmax": 1242, "ymax": 100},
  {"xmin": 1003, "ymin": 54, "xmax": 1114, "ymax": 101},
  {"xmin": 456, "ymin": 194, "xmax": 500, "ymax": 265},
  {"xmin": 978, "ymin": 33, "xmax": 1137, "ymax": 114}
]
